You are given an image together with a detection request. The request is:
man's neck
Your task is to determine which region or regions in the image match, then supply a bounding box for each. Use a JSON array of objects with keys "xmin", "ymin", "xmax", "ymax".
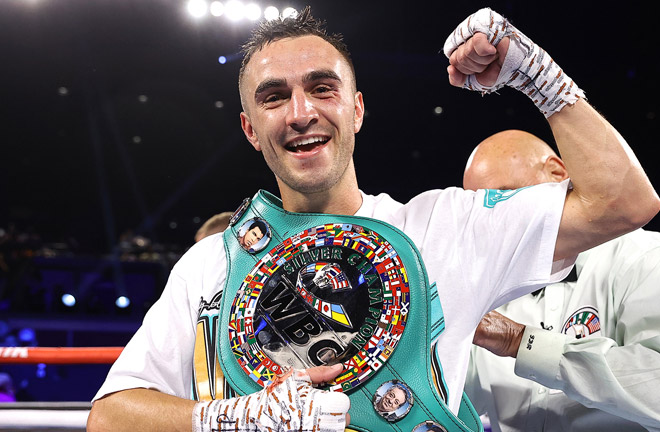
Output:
[{"xmin": 278, "ymin": 170, "xmax": 362, "ymax": 215}]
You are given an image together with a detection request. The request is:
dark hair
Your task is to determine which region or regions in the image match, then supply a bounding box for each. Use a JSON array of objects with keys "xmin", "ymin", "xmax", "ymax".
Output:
[
  {"xmin": 238, "ymin": 6, "xmax": 356, "ymax": 103},
  {"xmin": 247, "ymin": 219, "xmax": 268, "ymax": 235}
]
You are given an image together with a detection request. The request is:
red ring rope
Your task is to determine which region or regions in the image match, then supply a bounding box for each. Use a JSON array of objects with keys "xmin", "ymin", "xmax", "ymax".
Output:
[{"xmin": 0, "ymin": 347, "xmax": 123, "ymax": 364}]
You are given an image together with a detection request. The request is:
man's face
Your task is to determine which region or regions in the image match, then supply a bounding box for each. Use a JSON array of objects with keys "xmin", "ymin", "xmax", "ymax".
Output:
[
  {"xmin": 239, "ymin": 35, "xmax": 364, "ymax": 195},
  {"xmin": 242, "ymin": 226, "xmax": 264, "ymax": 249},
  {"xmin": 378, "ymin": 386, "xmax": 406, "ymax": 412}
]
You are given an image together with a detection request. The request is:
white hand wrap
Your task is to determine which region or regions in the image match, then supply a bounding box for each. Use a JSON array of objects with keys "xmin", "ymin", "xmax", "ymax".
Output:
[
  {"xmin": 192, "ymin": 369, "xmax": 350, "ymax": 432},
  {"xmin": 443, "ymin": 8, "xmax": 585, "ymax": 117}
]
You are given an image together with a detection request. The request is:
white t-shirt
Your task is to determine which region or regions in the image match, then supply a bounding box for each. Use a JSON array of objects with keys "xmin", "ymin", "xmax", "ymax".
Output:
[{"xmin": 94, "ymin": 181, "xmax": 571, "ymax": 415}]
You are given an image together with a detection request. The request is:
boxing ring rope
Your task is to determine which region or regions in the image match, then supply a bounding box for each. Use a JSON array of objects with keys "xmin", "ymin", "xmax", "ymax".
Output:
[
  {"xmin": 0, "ymin": 347, "xmax": 123, "ymax": 364},
  {"xmin": 0, "ymin": 347, "xmax": 123, "ymax": 431}
]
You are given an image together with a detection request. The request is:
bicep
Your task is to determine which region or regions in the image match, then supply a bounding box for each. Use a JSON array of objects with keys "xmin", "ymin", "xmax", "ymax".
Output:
[{"xmin": 555, "ymin": 189, "xmax": 627, "ymax": 262}]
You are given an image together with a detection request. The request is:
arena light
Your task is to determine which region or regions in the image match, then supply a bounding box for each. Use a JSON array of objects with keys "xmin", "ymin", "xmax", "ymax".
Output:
[
  {"xmin": 18, "ymin": 328, "xmax": 36, "ymax": 345},
  {"xmin": 36, "ymin": 363, "xmax": 46, "ymax": 378},
  {"xmin": 244, "ymin": 3, "xmax": 261, "ymax": 21},
  {"xmin": 187, "ymin": 0, "xmax": 208, "ymax": 18},
  {"xmin": 210, "ymin": 1, "xmax": 224, "ymax": 16},
  {"xmin": 281, "ymin": 7, "xmax": 297, "ymax": 19},
  {"xmin": 115, "ymin": 296, "xmax": 131, "ymax": 309},
  {"xmin": 263, "ymin": 5, "xmax": 279, "ymax": 21},
  {"xmin": 61, "ymin": 293, "xmax": 76, "ymax": 307},
  {"xmin": 225, "ymin": 0, "xmax": 244, "ymax": 21}
]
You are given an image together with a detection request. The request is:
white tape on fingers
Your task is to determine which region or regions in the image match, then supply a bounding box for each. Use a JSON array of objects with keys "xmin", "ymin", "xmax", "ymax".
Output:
[
  {"xmin": 192, "ymin": 369, "xmax": 349, "ymax": 432},
  {"xmin": 443, "ymin": 7, "xmax": 585, "ymax": 117},
  {"xmin": 443, "ymin": 8, "xmax": 510, "ymax": 58}
]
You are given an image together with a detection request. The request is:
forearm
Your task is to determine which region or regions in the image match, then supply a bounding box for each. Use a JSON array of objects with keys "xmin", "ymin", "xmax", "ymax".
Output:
[
  {"xmin": 550, "ymin": 100, "xmax": 660, "ymax": 259},
  {"xmin": 87, "ymin": 388, "xmax": 196, "ymax": 432},
  {"xmin": 515, "ymin": 327, "xmax": 660, "ymax": 428}
]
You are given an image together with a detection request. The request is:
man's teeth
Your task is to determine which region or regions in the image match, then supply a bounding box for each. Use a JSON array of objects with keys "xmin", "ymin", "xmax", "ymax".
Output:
[{"xmin": 288, "ymin": 137, "xmax": 327, "ymax": 149}]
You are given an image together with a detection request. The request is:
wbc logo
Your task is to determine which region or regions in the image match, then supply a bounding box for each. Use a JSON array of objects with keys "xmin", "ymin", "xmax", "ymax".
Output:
[{"xmin": 228, "ymin": 223, "xmax": 411, "ymax": 392}]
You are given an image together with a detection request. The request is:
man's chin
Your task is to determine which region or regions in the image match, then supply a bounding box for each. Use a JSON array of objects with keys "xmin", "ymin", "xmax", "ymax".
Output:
[{"xmin": 279, "ymin": 175, "xmax": 336, "ymax": 195}]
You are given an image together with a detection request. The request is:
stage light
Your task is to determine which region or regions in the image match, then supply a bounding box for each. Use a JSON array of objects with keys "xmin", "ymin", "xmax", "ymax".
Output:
[
  {"xmin": 244, "ymin": 3, "xmax": 261, "ymax": 21},
  {"xmin": 115, "ymin": 296, "xmax": 131, "ymax": 309},
  {"xmin": 263, "ymin": 6, "xmax": 279, "ymax": 21},
  {"xmin": 282, "ymin": 7, "xmax": 297, "ymax": 19},
  {"xmin": 433, "ymin": 106, "xmax": 444, "ymax": 115},
  {"xmin": 225, "ymin": 0, "xmax": 244, "ymax": 21},
  {"xmin": 61, "ymin": 293, "xmax": 76, "ymax": 307},
  {"xmin": 36, "ymin": 363, "xmax": 46, "ymax": 379},
  {"xmin": 187, "ymin": 0, "xmax": 208, "ymax": 18},
  {"xmin": 210, "ymin": 1, "xmax": 224, "ymax": 16},
  {"xmin": 218, "ymin": 55, "xmax": 227, "ymax": 64},
  {"xmin": 18, "ymin": 328, "xmax": 36, "ymax": 344}
]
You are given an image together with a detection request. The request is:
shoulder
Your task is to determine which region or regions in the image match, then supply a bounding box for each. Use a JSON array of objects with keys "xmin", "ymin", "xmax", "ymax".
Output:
[
  {"xmin": 359, "ymin": 188, "xmax": 475, "ymax": 219},
  {"xmin": 578, "ymin": 229, "xmax": 660, "ymax": 273},
  {"xmin": 580, "ymin": 229, "xmax": 660, "ymax": 260},
  {"xmin": 172, "ymin": 232, "xmax": 227, "ymax": 284}
]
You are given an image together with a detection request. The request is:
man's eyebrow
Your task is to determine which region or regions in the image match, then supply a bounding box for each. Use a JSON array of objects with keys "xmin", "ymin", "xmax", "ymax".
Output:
[
  {"xmin": 254, "ymin": 78, "xmax": 287, "ymax": 99},
  {"xmin": 253, "ymin": 70, "xmax": 342, "ymax": 100},
  {"xmin": 303, "ymin": 69, "xmax": 342, "ymax": 84}
]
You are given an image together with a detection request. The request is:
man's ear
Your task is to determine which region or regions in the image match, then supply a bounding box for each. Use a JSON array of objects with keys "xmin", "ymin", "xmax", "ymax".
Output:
[
  {"xmin": 543, "ymin": 155, "xmax": 569, "ymax": 182},
  {"xmin": 240, "ymin": 112, "xmax": 261, "ymax": 151},
  {"xmin": 353, "ymin": 91, "xmax": 365, "ymax": 133}
]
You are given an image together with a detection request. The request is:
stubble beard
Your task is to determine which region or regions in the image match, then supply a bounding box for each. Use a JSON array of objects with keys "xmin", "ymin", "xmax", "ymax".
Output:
[
  {"xmin": 270, "ymin": 138, "xmax": 355, "ymax": 195},
  {"xmin": 274, "ymin": 157, "xmax": 351, "ymax": 195}
]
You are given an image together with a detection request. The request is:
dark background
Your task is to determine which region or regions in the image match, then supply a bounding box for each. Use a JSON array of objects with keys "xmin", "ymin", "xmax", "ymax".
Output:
[
  {"xmin": 0, "ymin": 0, "xmax": 658, "ymax": 402},
  {"xmin": 2, "ymin": 0, "xmax": 659, "ymax": 252}
]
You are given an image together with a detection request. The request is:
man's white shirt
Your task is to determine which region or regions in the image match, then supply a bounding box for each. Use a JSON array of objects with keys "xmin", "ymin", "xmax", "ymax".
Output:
[{"xmin": 95, "ymin": 180, "xmax": 571, "ymax": 415}]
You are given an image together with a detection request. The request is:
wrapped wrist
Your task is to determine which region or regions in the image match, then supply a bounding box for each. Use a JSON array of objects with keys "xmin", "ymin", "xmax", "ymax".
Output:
[
  {"xmin": 444, "ymin": 7, "xmax": 585, "ymax": 117},
  {"xmin": 192, "ymin": 369, "xmax": 349, "ymax": 432}
]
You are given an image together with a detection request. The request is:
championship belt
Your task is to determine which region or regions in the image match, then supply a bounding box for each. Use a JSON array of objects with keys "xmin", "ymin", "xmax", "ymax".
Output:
[{"xmin": 217, "ymin": 190, "xmax": 482, "ymax": 432}]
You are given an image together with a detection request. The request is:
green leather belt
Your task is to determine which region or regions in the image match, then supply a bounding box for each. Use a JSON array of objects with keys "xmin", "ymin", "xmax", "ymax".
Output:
[{"xmin": 218, "ymin": 190, "xmax": 482, "ymax": 432}]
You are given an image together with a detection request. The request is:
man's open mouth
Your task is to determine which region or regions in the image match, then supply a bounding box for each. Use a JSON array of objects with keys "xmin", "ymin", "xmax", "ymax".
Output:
[{"xmin": 285, "ymin": 136, "xmax": 329, "ymax": 153}]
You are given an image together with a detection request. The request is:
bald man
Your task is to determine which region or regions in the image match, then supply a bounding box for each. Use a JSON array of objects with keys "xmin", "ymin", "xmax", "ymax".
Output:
[
  {"xmin": 463, "ymin": 130, "xmax": 567, "ymax": 192},
  {"xmin": 463, "ymin": 130, "xmax": 660, "ymax": 432}
]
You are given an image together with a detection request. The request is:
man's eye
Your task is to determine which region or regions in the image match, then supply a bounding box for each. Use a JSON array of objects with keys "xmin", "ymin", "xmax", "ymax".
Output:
[{"xmin": 264, "ymin": 94, "xmax": 281, "ymax": 103}]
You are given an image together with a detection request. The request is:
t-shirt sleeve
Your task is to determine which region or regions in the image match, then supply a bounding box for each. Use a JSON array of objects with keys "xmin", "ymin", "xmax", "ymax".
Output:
[
  {"xmin": 92, "ymin": 252, "xmax": 203, "ymax": 402},
  {"xmin": 457, "ymin": 180, "xmax": 573, "ymax": 315}
]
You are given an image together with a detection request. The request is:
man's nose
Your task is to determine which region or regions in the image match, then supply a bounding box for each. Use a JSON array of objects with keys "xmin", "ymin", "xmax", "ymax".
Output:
[{"xmin": 286, "ymin": 89, "xmax": 318, "ymax": 129}]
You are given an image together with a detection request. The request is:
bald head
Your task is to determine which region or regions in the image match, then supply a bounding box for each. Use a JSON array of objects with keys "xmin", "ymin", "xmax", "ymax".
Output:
[{"xmin": 463, "ymin": 130, "xmax": 568, "ymax": 191}]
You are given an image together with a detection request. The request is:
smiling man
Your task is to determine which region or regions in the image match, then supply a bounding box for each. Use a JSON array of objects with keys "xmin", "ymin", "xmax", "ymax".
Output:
[
  {"xmin": 239, "ymin": 30, "xmax": 364, "ymax": 214},
  {"xmin": 88, "ymin": 7, "xmax": 660, "ymax": 432}
]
